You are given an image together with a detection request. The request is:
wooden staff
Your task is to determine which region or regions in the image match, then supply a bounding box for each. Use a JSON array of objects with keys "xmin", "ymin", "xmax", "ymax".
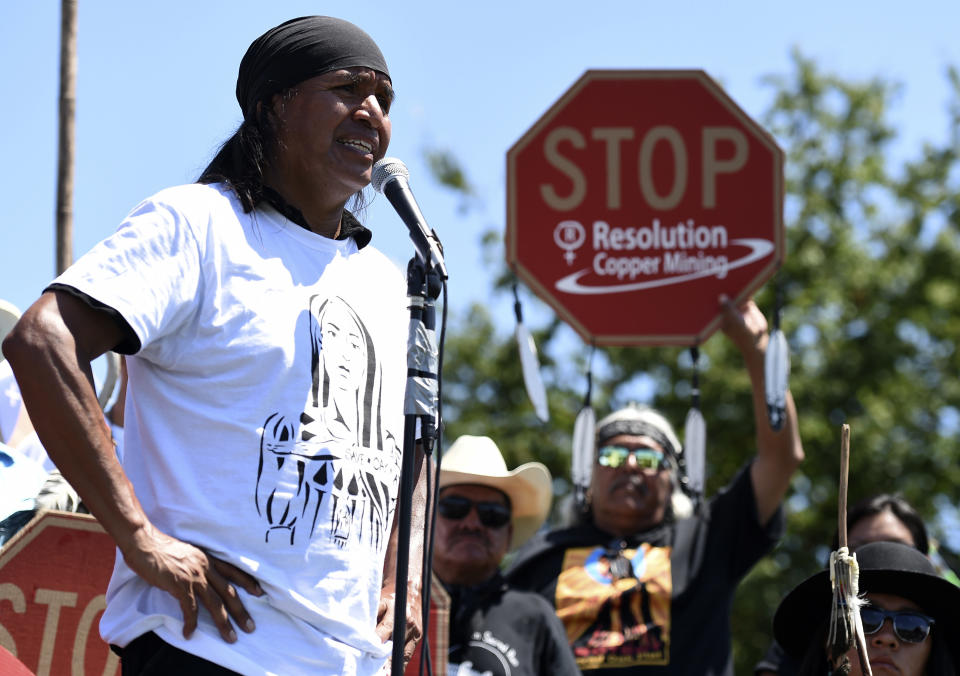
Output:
[
  {"xmin": 838, "ymin": 424, "xmax": 849, "ymax": 550},
  {"xmin": 830, "ymin": 424, "xmax": 872, "ymax": 676}
]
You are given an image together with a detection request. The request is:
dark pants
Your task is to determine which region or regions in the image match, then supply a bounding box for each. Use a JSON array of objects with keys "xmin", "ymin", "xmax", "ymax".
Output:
[{"xmin": 117, "ymin": 632, "xmax": 241, "ymax": 676}]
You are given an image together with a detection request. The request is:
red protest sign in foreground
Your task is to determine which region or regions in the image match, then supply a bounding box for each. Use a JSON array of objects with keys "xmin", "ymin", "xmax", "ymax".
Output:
[
  {"xmin": 507, "ymin": 69, "xmax": 784, "ymax": 346},
  {"xmin": 0, "ymin": 510, "xmax": 118, "ymax": 676}
]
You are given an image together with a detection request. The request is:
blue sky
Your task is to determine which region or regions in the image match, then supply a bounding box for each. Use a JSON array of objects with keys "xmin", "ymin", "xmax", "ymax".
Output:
[{"xmin": 2, "ymin": 1, "xmax": 960, "ymax": 323}]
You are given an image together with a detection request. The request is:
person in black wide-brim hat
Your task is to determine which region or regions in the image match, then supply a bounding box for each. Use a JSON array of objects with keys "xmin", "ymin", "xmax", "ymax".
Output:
[{"xmin": 773, "ymin": 540, "xmax": 960, "ymax": 676}]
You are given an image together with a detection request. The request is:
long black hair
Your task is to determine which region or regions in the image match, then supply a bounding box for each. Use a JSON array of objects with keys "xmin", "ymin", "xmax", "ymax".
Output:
[
  {"xmin": 832, "ymin": 493, "xmax": 930, "ymax": 554},
  {"xmin": 197, "ymin": 114, "xmax": 276, "ymax": 213}
]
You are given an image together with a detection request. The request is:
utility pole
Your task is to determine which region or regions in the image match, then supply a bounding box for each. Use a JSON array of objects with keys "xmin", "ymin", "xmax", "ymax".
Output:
[{"xmin": 56, "ymin": 0, "xmax": 77, "ymax": 274}]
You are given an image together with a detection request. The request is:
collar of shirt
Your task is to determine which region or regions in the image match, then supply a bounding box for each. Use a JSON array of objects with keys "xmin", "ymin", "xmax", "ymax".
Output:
[{"xmin": 262, "ymin": 186, "xmax": 372, "ymax": 249}]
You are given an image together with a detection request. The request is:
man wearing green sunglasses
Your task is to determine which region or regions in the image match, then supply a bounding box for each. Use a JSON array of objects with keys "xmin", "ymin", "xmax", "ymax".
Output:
[{"xmin": 508, "ymin": 298, "xmax": 805, "ymax": 675}]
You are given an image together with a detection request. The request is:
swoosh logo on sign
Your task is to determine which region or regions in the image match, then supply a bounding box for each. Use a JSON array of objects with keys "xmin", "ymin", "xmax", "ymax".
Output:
[{"xmin": 555, "ymin": 238, "xmax": 775, "ymax": 295}]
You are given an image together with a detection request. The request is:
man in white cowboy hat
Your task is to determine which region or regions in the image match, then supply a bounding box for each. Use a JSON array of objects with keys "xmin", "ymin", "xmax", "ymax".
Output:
[
  {"xmin": 405, "ymin": 434, "xmax": 579, "ymax": 675},
  {"xmin": 507, "ymin": 298, "xmax": 805, "ymax": 675}
]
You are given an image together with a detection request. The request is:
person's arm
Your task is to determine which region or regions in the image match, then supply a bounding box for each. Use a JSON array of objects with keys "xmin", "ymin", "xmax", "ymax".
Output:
[
  {"xmin": 2, "ymin": 290, "xmax": 263, "ymax": 642},
  {"xmin": 719, "ymin": 295, "xmax": 804, "ymax": 526},
  {"xmin": 376, "ymin": 443, "xmax": 428, "ymax": 669}
]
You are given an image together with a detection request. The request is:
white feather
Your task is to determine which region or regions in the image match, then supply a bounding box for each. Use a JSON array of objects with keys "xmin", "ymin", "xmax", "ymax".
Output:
[
  {"xmin": 764, "ymin": 328, "xmax": 790, "ymax": 431},
  {"xmin": 572, "ymin": 405, "xmax": 596, "ymax": 490},
  {"xmin": 515, "ymin": 323, "xmax": 549, "ymax": 422},
  {"xmin": 684, "ymin": 407, "xmax": 706, "ymax": 494}
]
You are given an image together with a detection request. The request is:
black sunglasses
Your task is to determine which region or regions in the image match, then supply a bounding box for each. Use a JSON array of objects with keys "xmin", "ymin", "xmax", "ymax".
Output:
[
  {"xmin": 860, "ymin": 606, "xmax": 935, "ymax": 644},
  {"xmin": 437, "ymin": 495, "xmax": 511, "ymax": 529}
]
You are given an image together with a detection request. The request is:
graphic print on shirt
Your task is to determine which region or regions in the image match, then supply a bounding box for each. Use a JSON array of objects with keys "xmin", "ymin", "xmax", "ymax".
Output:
[
  {"xmin": 254, "ymin": 295, "xmax": 401, "ymax": 550},
  {"xmin": 449, "ymin": 629, "xmax": 521, "ymax": 676},
  {"xmin": 555, "ymin": 543, "xmax": 672, "ymax": 670}
]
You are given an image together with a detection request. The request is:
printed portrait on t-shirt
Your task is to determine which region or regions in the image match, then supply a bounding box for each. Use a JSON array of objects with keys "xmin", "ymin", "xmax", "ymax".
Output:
[
  {"xmin": 310, "ymin": 295, "xmax": 370, "ymax": 441},
  {"xmin": 555, "ymin": 543, "xmax": 672, "ymax": 670},
  {"xmin": 449, "ymin": 629, "xmax": 522, "ymax": 676},
  {"xmin": 254, "ymin": 295, "xmax": 401, "ymax": 549}
]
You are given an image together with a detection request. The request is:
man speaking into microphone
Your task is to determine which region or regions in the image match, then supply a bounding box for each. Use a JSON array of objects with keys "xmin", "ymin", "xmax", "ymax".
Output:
[{"xmin": 3, "ymin": 15, "xmax": 427, "ymax": 676}]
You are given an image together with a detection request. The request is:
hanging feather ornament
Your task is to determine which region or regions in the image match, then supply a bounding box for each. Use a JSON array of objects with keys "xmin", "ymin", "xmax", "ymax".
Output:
[
  {"xmin": 572, "ymin": 346, "xmax": 596, "ymax": 512},
  {"xmin": 765, "ymin": 283, "xmax": 790, "ymax": 431},
  {"xmin": 683, "ymin": 346, "xmax": 706, "ymax": 500},
  {"xmin": 513, "ymin": 283, "xmax": 549, "ymax": 422},
  {"xmin": 826, "ymin": 424, "xmax": 873, "ymax": 676}
]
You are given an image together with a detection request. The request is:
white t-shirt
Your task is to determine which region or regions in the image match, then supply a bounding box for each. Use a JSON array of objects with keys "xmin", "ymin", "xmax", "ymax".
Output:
[
  {"xmin": 0, "ymin": 441, "xmax": 48, "ymax": 521},
  {"xmin": 0, "ymin": 361, "xmax": 53, "ymax": 472},
  {"xmin": 54, "ymin": 183, "xmax": 408, "ymax": 675},
  {"xmin": 0, "ymin": 361, "xmax": 19, "ymax": 442}
]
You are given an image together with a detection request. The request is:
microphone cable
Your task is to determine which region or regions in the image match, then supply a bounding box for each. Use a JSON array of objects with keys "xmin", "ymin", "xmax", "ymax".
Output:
[{"xmin": 417, "ymin": 276, "xmax": 447, "ymax": 676}]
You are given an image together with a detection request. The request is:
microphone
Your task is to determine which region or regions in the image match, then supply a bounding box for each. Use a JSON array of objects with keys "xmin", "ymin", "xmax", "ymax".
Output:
[{"xmin": 372, "ymin": 158, "xmax": 448, "ymax": 278}]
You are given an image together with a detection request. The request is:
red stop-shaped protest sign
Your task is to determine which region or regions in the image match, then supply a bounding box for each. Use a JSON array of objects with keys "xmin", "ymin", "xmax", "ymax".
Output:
[
  {"xmin": 506, "ymin": 70, "xmax": 784, "ymax": 346},
  {"xmin": 0, "ymin": 511, "xmax": 119, "ymax": 676}
]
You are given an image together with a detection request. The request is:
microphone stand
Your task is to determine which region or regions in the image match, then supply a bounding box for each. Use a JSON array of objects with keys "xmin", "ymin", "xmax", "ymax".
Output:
[{"xmin": 391, "ymin": 247, "xmax": 444, "ymax": 676}]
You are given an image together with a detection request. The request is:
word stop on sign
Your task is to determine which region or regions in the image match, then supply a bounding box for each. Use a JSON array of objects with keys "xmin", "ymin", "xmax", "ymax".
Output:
[{"xmin": 538, "ymin": 125, "xmax": 747, "ymax": 211}]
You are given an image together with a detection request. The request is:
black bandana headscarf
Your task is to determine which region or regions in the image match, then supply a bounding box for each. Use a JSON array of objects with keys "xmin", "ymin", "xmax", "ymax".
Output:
[{"xmin": 236, "ymin": 16, "xmax": 390, "ymax": 121}]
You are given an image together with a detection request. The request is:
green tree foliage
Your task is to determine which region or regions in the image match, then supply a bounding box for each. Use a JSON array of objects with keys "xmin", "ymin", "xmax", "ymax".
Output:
[
  {"xmin": 441, "ymin": 305, "xmax": 574, "ymax": 491},
  {"xmin": 428, "ymin": 51, "xmax": 960, "ymax": 672}
]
